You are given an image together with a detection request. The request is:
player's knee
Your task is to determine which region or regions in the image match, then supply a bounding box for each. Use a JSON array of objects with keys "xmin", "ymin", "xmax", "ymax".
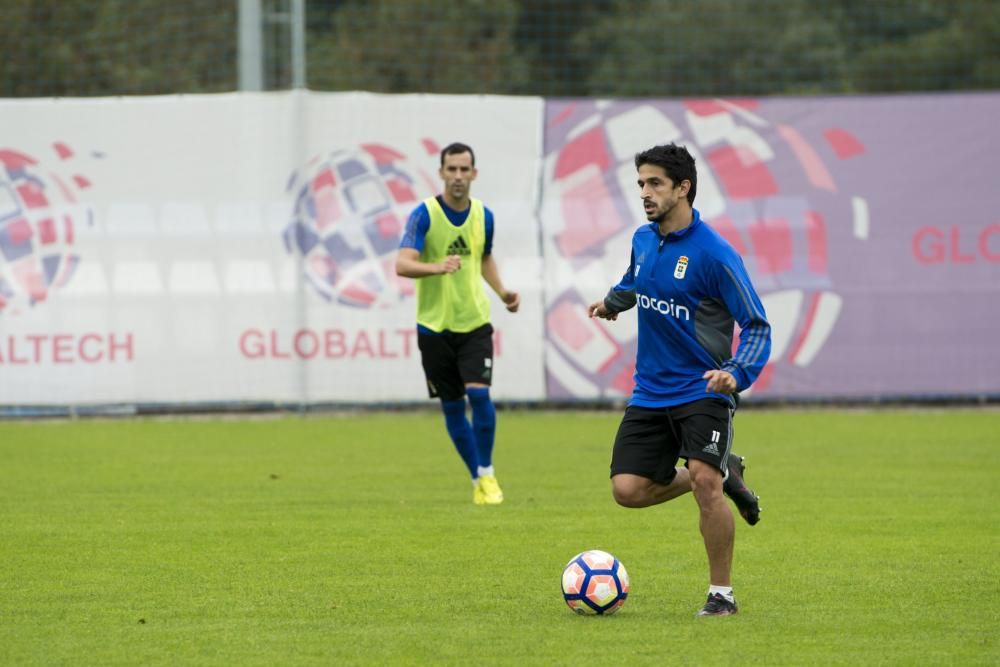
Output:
[
  {"xmin": 611, "ymin": 480, "xmax": 646, "ymax": 508},
  {"xmin": 689, "ymin": 464, "xmax": 724, "ymax": 504}
]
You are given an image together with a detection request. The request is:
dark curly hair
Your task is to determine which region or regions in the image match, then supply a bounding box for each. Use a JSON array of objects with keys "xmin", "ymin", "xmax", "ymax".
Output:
[{"xmin": 634, "ymin": 143, "xmax": 697, "ymax": 205}]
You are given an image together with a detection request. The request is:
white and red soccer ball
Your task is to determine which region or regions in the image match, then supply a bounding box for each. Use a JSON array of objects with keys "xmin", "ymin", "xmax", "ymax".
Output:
[{"xmin": 561, "ymin": 549, "xmax": 630, "ymax": 615}]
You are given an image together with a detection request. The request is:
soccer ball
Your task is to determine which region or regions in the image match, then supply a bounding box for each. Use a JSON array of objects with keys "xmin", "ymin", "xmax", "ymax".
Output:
[{"xmin": 561, "ymin": 550, "xmax": 629, "ymax": 615}]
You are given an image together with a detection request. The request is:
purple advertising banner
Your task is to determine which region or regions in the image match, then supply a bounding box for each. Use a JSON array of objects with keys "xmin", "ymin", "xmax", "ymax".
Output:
[{"xmin": 540, "ymin": 94, "xmax": 1000, "ymax": 400}]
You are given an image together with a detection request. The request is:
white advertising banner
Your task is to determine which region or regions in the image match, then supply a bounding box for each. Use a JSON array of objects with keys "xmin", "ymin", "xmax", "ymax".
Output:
[{"xmin": 0, "ymin": 92, "xmax": 546, "ymax": 405}]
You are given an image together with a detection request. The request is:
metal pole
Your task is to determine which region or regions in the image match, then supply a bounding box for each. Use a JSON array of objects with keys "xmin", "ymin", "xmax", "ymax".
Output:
[
  {"xmin": 290, "ymin": 0, "xmax": 306, "ymax": 89},
  {"xmin": 238, "ymin": 0, "xmax": 264, "ymax": 90},
  {"xmin": 286, "ymin": 1, "xmax": 308, "ymax": 405}
]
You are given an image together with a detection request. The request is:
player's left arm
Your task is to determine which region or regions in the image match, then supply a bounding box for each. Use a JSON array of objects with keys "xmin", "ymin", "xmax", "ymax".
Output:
[
  {"xmin": 479, "ymin": 207, "xmax": 519, "ymax": 312},
  {"xmin": 705, "ymin": 255, "xmax": 772, "ymax": 393},
  {"xmin": 481, "ymin": 253, "xmax": 519, "ymax": 313}
]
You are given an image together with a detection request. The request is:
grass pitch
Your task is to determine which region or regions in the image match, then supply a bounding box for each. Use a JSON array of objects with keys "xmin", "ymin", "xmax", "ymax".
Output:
[{"xmin": 1, "ymin": 408, "xmax": 998, "ymax": 666}]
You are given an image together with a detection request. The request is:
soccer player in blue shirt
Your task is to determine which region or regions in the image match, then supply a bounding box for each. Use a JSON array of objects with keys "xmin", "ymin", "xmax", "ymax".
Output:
[{"xmin": 588, "ymin": 143, "xmax": 771, "ymax": 617}]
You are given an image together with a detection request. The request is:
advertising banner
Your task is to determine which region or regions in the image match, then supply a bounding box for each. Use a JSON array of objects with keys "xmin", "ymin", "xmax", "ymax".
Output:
[
  {"xmin": 0, "ymin": 92, "xmax": 546, "ymax": 405},
  {"xmin": 540, "ymin": 94, "xmax": 1000, "ymax": 400},
  {"xmin": 2, "ymin": 91, "xmax": 998, "ymax": 407}
]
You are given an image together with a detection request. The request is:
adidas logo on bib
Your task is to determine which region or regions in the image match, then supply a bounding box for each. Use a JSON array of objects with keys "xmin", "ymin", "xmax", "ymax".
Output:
[{"xmin": 447, "ymin": 236, "xmax": 471, "ymax": 256}]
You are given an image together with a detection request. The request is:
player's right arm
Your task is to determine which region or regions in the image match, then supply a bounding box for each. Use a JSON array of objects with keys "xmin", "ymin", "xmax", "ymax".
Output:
[
  {"xmin": 588, "ymin": 249, "xmax": 638, "ymax": 321},
  {"xmin": 587, "ymin": 299, "xmax": 618, "ymax": 320},
  {"xmin": 395, "ymin": 202, "xmax": 461, "ymax": 278},
  {"xmin": 396, "ymin": 248, "xmax": 460, "ymax": 277}
]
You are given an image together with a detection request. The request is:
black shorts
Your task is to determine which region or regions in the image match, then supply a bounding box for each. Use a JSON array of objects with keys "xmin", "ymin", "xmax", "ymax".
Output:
[
  {"xmin": 417, "ymin": 323, "xmax": 494, "ymax": 401},
  {"xmin": 609, "ymin": 399, "xmax": 735, "ymax": 485}
]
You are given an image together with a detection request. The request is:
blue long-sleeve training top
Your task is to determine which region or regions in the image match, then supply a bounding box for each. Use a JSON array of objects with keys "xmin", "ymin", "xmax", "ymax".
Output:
[{"xmin": 604, "ymin": 208, "xmax": 771, "ymax": 408}]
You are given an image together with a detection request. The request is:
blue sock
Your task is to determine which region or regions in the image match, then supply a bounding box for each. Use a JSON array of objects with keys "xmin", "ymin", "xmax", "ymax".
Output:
[
  {"xmin": 440, "ymin": 398, "xmax": 478, "ymax": 479},
  {"xmin": 466, "ymin": 387, "xmax": 496, "ymax": 469}
]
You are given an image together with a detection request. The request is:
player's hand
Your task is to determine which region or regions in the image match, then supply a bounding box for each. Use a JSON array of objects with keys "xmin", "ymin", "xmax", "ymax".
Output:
[
  {"xmin": 703, "ymin": 370, "xmax": 737, "ymax": 394},
  {"xmin": 587, "ymin": 300, "xmax": 618, "ymax": 321},
  {"xmin": 501, "ymin": 290, "xmax": 520, "ymax": 313},
  {"xmin": 439, "ymin": 255, "xmax": 461, "ymax": 274}
]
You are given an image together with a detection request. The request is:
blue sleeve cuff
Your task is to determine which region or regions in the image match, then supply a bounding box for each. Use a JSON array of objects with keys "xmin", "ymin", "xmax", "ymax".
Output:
[{"xmin": 720, "ymin": 361, "xmax": 749, "ymax": 392}]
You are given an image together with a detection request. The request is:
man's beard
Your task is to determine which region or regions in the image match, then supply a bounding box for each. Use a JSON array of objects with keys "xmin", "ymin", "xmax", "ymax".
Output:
[{"xmin": 648, "ymin": 199, "xmax": 676, "ymax": 223}]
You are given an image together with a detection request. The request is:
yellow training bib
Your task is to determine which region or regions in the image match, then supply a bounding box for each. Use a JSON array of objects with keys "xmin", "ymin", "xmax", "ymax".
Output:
[{"xmin": 415, "ymin": 197, "xmax": 491, "ymax": 333}]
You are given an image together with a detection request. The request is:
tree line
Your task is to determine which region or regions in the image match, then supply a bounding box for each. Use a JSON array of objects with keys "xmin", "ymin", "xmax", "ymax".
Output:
[{"xmin": 2, "ymin": 0, "xmax": 997, "ymax": 98}]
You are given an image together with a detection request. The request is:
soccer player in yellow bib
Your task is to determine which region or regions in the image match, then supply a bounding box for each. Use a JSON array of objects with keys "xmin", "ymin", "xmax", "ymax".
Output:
[{"xmin": 396, "ymin": 142, "xmax": 520, "ymax": 505}]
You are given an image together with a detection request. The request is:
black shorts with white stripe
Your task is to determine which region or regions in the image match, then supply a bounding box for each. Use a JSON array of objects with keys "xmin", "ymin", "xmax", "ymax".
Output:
[{"xmin": 609, "ymin": 398, "xmax": 734, "ymax": 485}]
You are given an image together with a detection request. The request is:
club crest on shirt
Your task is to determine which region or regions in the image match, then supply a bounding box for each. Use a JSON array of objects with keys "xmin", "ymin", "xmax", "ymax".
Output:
[{"xmin": 674, "ymin": 255, "xmax": 689, "ymax": 279}]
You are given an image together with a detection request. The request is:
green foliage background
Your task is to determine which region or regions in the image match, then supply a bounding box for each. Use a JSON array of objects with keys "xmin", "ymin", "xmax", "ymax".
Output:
[{"xmin": 1, "ymin": 0, "xmax": 998, "ymax": 97}]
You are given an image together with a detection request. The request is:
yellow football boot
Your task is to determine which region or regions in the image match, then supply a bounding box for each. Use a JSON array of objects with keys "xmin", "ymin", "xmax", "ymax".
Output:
[
  {"xmin": 477, "ymin": 475, "xmax": 504, "ymax": 505},
  {"xmin": 473, "ymin": 479, "xmax": 488, "ymax": 505}
]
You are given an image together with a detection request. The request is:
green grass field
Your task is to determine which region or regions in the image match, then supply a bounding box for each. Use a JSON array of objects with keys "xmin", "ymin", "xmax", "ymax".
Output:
[{"xmin": 1, "ymin": 408, "xmax": 998, "ymax": 666}]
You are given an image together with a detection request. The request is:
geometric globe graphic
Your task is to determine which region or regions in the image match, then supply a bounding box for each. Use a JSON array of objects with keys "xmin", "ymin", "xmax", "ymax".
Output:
[
  {"xmin": 0, "ymin": 144, "xmax": 94, "ymax": 315},
  {"xmin": 283, "ymin": 141, "xmax": 439, "ymax": 309},
  {"xmin": 541, "ymin": 100, "xmax": 868, "ymax": 399}
]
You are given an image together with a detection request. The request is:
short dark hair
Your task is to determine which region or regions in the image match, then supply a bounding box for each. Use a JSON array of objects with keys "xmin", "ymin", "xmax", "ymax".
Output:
[
  {"xmin": 440, "ymin": 142, "xmax": 475, "ymax": 166},
  {"xmin": 634, "ymin": 143, "xmax": 697, "ymax": 205}
]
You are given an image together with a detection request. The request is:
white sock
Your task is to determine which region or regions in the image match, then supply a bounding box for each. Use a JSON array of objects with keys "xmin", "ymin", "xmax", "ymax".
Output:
[
  {"xmin": 708, "ymin": 585, "xmax": 734, "ymax": 602},
  {"xmin": 477, "ymin": 465, "xmax": 495, "ymax": 478}
]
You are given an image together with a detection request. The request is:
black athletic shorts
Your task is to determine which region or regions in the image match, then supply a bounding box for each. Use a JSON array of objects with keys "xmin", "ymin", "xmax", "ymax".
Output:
[
  {"xmin": 417, "ymin": 323, "xmax": 493, "ymax": 401},
  {"xmin": 609, "ymin": 398, "xmax": 734, "ymax": 485}
]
